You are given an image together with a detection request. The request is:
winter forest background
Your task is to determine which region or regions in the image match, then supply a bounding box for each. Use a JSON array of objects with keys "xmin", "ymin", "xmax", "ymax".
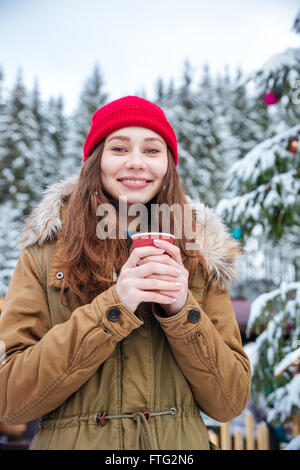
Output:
[{"xmin": 0, "ymin": 8, "xmax": 300, "ymax": 449}]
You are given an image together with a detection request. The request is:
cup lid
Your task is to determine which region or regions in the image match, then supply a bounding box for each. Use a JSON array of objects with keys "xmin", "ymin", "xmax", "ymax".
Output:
[{"xmin": 131, "ymin": 232, "xmax": 175, "ymax": 239}]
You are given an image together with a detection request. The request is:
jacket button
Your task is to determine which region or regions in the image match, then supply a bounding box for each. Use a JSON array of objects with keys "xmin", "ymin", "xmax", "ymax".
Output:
[
  {"xmin": 56, "ymin": 272, "xmax": 64, "ymax": 280},
  {"xmin": 188, "ymin": 309, "xmax": 200, "ymax": 323},
  {"xmin": 107, "ymin": 308, "xmax": 121, "ymax": 322}
]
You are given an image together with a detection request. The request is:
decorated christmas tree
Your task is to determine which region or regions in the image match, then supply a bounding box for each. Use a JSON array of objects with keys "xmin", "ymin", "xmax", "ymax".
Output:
[{"xmin": 216, "ymin": 11, "xmax": 300, "ymax": 436}]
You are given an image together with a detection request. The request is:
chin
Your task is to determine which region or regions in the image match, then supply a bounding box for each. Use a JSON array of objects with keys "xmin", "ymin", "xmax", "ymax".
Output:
[
  {"xmin": 117, "ymin": 189, "xmax": 157, "ymax": 203},
  {"xmin": 126, "ymin": 195, "xmax": 151, "ymax": 205}
]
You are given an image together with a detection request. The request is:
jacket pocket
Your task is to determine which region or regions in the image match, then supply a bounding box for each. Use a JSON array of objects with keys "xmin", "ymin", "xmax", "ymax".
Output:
[
  {"xmin": 192, "ymin": 330, "xmax": 214, "ymax": 372},
  {"xmin": 196, "ymin": 331, "xmax": 209, "ymax": 358}
]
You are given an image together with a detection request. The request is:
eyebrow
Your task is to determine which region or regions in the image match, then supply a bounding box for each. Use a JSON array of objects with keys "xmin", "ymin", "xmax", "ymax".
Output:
[{"xmin": 106, "ymin": 135, "xmax": 165, "ymax": 145}]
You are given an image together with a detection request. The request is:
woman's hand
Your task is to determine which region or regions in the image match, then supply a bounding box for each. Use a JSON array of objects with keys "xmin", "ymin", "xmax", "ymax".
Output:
[
  {"xmin": 114, "ymin": 245, "xmax": 183, "ymax": 313},
  {"xmin": 136, "ymin": 239, "xmax": 189, "ymax": 316}
]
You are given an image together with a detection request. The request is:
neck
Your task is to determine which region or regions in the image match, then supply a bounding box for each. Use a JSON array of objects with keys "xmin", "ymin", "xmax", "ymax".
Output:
[{"xmin": 104, "ymin": 191, "xmax": 156, "ymax": 234}]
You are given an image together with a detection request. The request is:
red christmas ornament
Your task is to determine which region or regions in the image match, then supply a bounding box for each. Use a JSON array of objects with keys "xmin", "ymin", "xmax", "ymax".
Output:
[
  {"xmin": 287, "ymin": 137, "xmax": 299, "ymax": 154},
  {"xmin": 263, "ymin": 91, "xmax": 280, "ymax": 106}
]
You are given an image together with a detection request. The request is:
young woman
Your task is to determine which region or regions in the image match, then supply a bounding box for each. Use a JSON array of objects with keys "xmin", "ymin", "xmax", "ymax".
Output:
[{"xmin": 0, "ymin": 96, "xmax": 251, "ymax": 450}]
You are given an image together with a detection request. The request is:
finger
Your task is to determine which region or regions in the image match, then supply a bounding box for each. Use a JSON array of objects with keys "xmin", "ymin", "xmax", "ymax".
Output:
[
  {"xmin": 151, "ymin": 284, "xmax": 186, "ymax": 297},
  {"xmin": 152, "ymin": 239, "xmax": 183, "ymax": 266},
  {"xmin": 145, "ymin": 273, "xmax": 187, "ymax": 289},
  {"xmin": 144, "ymin": 273, "xmax": 179, "ymax": 282},
  {"xmin": 136, "ymin": 261, "xmax": 182, "ymax": 279},
  {"xmin": 136, "ymin": 278, "xmax": 182, "ymax": 291},
  {"xmin": 127, "ymin": 246, "xmax": 165, "ymax": 268},
  {"xmin": 151, "ymin": 289, "xmax": 180, "ymax": 298},
  {"xmin": 139, "ymin": 291, "xmax": 177, "ymax": 304},
  {"xmin": 137, "ymin": 254, "xmax": 179, "ymax": 267}
]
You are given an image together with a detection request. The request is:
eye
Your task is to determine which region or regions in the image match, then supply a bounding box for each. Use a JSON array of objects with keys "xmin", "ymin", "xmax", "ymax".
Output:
[
  {"xmin": 111, "ymin": 146, "xmax": 126, "ymax": 153},
  {"xmin": 111, "ymin": 147, "xmax": 160, "ymax": 154}
]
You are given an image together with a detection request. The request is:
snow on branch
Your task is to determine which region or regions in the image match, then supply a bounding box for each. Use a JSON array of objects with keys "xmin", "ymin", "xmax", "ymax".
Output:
[
  {"xmin": 262, "ymin": 48, "xmax": 300, "ymax": 76},
  {"xmin": 274, "ymin": 347, "xmax": 300, "ymax": 378},
  {"xmin": 227, "ymin": 123, "xmax": 300, "ymax": 184},
  {"xmin": 267, "ymin": 374, "xmax": 300, "ymax": 425},
  {"xmin": 247, "ymin": 281, "xmax": 300, "ymax": 332}
]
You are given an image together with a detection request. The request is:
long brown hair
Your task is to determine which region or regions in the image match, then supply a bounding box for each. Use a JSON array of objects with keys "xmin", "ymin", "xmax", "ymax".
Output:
[{"xmin": 60, "ymin": 141, "xmax": 211, "ymax": 307}]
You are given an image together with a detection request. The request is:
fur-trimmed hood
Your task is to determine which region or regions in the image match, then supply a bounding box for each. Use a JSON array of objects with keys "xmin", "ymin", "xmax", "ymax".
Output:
[{"xmin": 17, "ymin": 175, "xmax": 244, "ymax": 290}]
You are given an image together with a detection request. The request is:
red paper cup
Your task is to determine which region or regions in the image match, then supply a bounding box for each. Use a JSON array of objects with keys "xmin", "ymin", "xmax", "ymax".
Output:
[{"xmin": 131, "ymin": 232, "xmax": 175, "ymax": 249}]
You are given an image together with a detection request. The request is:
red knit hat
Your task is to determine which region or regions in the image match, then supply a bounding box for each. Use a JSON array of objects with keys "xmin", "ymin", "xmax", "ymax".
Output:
[{"xmin": 83, "ymin": 95, "xmax": 178, "ymax": 166}]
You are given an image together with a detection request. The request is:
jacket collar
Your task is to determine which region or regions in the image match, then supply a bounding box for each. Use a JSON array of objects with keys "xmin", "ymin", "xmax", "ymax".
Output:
[{"xmin": 17, "ymin": 175, "xmax": 244, "ymax": 290}]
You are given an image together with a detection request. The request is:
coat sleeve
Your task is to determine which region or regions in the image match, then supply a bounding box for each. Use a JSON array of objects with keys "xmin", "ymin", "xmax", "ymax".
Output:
[
  {"xmin": 0, "ymin": 248, "xmax": 143, "ymax": 425},
  {"xmin": 152, "ymin": 283, "xmax": 251, "ymax": 422}
]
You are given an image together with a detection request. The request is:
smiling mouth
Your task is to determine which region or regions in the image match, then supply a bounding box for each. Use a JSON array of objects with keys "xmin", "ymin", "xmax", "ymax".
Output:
[
  {"xmin": 117, "ymin": 179, "xmax": 153, "ymax": 189},
  {"xmin": 117, "ymin": 179, "xmax": 153, "ymax": 183}
]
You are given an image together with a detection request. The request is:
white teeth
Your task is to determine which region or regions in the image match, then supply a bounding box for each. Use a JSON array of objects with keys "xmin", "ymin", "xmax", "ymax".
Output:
[{"xmin": 120, "ymin": 180, "xmax": 150, "ymax": 184}]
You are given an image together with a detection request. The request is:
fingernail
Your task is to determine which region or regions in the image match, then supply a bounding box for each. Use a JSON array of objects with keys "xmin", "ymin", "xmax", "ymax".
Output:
[
  {"xmin": 176, "ymin": 283, "xmax": 182, "ymax": 287},
  {"xmin": 154, "ymin": 239, "xmax": 161, "ymax": 245},
  {"xmin": 176, "ymin": 269, "xmax": 182, "ymax": 274}
]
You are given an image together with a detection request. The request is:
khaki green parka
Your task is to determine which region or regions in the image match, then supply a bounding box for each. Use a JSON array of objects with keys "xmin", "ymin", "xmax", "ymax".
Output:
[{"xmin": 0, "ymin": 176, "xmax": 251, "ymax": 450}]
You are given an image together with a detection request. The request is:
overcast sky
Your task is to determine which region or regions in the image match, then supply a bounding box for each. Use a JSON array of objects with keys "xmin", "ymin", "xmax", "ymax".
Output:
[{"xmin": 1, "ymin": 0, "xmax": 299, "ymax": 114}]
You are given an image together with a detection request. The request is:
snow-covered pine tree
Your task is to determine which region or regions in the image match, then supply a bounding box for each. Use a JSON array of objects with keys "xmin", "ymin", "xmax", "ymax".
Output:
[
  {"xmin": 29, "ymin": 78, "xmax": 55, "ymax": 192},
  {"xmin": 216, "ymin": 37, "xmax": 300, "ymax": 273},
  {"xmin": 217, "ymin": 11, "xmax": 300, "ymax": 434},
  {"xmin": 155, "ymin": 77, "xmax": 165, "ymax": 102},
  {"xmin": 0, "ymin": 200, "xmax": 22, "ymax": 297},
  {"xmin": 0, "ymin": 69, "xmax": 39, "ymax": 215},
  {"xmin": 0, "ymin": 71, "xmax": 40, "ymax": 295},
  {"xmin": 166, "ymin": 76, "xmax": 175, "ymax": 99},
  {"xmin": 222, "ymin": 65, "xmax": 262, "ymax": 162},
  {"xmin": 173, "ymin": 60, "xmax": 215, "ymax": 203},
  {"xmin": 43, "ymin": 95, "xmax": 70, "ymax": 181},
  {"xmin": 156, "ymin": 60, "xmax": 231, "ymax": 207},
  {"xmin": 31, "ymin": 79, "xmax": 46, "ymax": 138},
  {"xmin": 69, "ymin": 63, "xmax": 108, "ymax": 168},
  {"xmin": 192, "ymin": 62, "xmax": 229, "ymax": 205},
  {"xmin": 246, "ymin": 281, "xmax": 300, "ymax": 428},
  {"xmin": 293, "ymin": 8, "xmax": 300, "ymax": 33},
  {"xmin": 154, "ymin": 60, "xmax": 207, "ymax": 201}
]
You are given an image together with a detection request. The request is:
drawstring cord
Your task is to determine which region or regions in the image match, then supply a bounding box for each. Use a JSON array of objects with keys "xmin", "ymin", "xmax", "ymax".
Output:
[
  {"xmin": 132, "ymin": 411, "xmax": 153, "ymax": 450},
  {"xmin": 95, "ymin": 408, "xmax": 177, "ymax": 450}
]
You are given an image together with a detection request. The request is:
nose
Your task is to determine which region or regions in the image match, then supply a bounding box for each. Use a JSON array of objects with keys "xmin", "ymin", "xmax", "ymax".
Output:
[{"xmin": 125, "ymin": 150, "xmax": 147, "ymax": 170}]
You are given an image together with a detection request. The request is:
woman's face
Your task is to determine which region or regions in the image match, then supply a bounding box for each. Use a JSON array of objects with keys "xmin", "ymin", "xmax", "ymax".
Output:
[{"xmin": 100, "ymin": 126, "xmax": 168, "ymax": 206}]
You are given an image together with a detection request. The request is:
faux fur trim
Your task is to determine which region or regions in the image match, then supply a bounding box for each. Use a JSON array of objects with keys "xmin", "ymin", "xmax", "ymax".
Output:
[
  {"xmin": 17, "ymin": 175, "xmax": 79, "ymax": 251},
  {"xmin": 186, "ymin": 196, "xmax": 244, "ymax": 290},
  {"xmin": 17, "ymin": 175, "xmax": 244, "ymax": 290}
]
